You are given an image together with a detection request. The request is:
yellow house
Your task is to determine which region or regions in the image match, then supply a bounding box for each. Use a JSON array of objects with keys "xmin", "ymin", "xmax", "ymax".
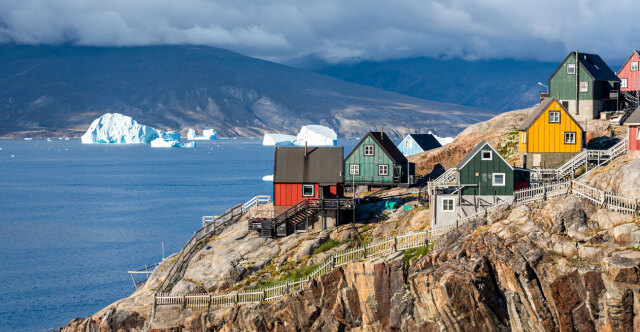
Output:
[{"xmin": 518, "ymin": 97, "xmax": 584, "ymax": 168}]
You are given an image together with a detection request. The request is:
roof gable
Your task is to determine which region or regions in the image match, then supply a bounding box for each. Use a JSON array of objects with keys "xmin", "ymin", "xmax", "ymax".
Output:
[
  {"xmin": 618, "ymin": 50, "xmax": 640, "ymax": 75},
  {"xmin": 407, "ymin": 134, "xmax": 442, "ymax": 151},
  {"xmin": 346, "ymin": 132, "xmax": 407, "ymax": 163},
  {"xmin": 456, "ymin": 141, "xmax": 513, "ymax": 171},
  {"xmin": 549, "ymin": 52, "xmax": 620, "ymax": 83},
  {"xmin": 518, "ymin": 97, "xmax": 584, "ymax": 131},
  {"xmin": 274, "ymin": 146, "xmax": 344, "ymax": 183}
]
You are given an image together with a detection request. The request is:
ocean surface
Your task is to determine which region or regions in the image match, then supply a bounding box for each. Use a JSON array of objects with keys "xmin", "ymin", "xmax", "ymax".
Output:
[{"xmin": 0, "ymin": 138, "xmax": 359, "ymax": 331}]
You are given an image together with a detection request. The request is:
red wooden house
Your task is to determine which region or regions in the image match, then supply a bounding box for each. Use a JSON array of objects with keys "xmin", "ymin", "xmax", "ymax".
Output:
[
  {"xmin": 273, "ymin": 146, "xmax": 344, "ymax": 208},
  {"xmin": 624, "ymin": 106, "xmax": 640, "ymax": 153},
  {"xmin": 617, "ymin": 50, "xmax": 640, "ymax": 93}
]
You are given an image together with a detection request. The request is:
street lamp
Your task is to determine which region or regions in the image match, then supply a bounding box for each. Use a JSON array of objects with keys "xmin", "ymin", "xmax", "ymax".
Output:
[{"xmin": 537, "ymin": 82, "xmax": 549, "ymax": 93}]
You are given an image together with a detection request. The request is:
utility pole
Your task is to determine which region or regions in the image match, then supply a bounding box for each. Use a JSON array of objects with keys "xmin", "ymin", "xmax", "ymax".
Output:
[{"xmin": 576, "ymin": 50, "xmax": 580, "ymax": 116}]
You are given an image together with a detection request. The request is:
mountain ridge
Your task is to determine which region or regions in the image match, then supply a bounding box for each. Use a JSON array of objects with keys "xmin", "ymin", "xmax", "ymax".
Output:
[{"xmin": 0, "ymin": 44, "xmax": 494, "ymax": 138}]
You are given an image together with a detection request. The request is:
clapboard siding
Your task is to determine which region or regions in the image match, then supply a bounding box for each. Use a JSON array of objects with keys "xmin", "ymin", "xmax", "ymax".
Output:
[
  {"xmin": 345, "ymin": 135, "xmax": 394, "ymax": 184},
  {"xmin": 523, "ymin": 99, "xmax": 583, "ymax": 153},
  {"xmin": 458, "ymin": 145, "xmax": 514, "ymax": 196},
  {"xmin": 550, "ymin": 55, "xmax": 595, "ymax": 101}
]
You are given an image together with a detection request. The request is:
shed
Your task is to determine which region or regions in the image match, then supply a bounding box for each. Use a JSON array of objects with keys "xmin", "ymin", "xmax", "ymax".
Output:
[
  {"xmin": 624, "ymin": 106, "xmax": 640, "ymax": 152},
  {"xmin": 273, "ymin": 146, "xmax": 344, "ymax": 207},
  {"xmin": 397, "ymin": 133, "xmax": 442, "ymax": 156}
]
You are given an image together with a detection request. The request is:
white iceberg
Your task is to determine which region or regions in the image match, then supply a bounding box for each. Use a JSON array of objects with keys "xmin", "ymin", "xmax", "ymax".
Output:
[
  {"xmin": 150, "ymin": 138, "xmax": 195, "ymax": 148},
  {"xmin": 429, "ymin": 131, "xmax": 454, "ymax": 146},
  {"xmin": 81, "ymin": 113, "xmax": 162, "ymax": 144},
  {"xmin": 24, "ymin": 138, "xmax": 32, "ymax": 141},
  {"xmin": 293, "ymin": 125, "xmax": 337, "ymax": 146},
  {"xmin": 262, "ymin": 175, "xmax": 273, "ymax": 182},
  {"xmin": 263, "ymin": 133, "xmax": 296, "ymax": 146},
  {"xmin": 187, "ymin": 128, "xmax": 218, "ymax": 140}
]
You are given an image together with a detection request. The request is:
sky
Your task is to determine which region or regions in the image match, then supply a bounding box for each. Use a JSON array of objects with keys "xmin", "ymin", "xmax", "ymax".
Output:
[{"xmin": 1, "ymin": 0, "xmax": 639, "ymax": 64}]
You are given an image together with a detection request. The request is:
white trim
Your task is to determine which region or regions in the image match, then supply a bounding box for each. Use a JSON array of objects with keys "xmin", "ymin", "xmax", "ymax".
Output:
[
  {"xmin": 622, "ymin": 78, "xmax": 628, "ymax": 88},
  {"xmin": 549, "ymin": 111, "xmax": 561, "ymax": 123},
  {"xmin": 636, "ymin": 127, "xmax": 640, "ymax": 140},
  {"xmin": 567, "ymin": 63, "xmax": 576, "ymax": 75},
  {"xmin": 632, "ymin": 61, "xmax": 639, "ymax": 71},
  {"xmin": 349, "ymin": 164, "xmax": 360, "ymax": 175},
  {"xmin": 492, "ymin": 173, "xmax": 506, "ymax": 186},
  {"xmin": 302, "ymin": 184, "xmax": 315, "ymax": 197},
  {"xmin": 579, "ymin": 81, "xmax": 589, "ymax": 93},
  {"xmin": 564, "ymin": 132, "xmax": 576, "ymax": 144},
  {"xmin": 441, "ymin": 198, "xmax": 455, "ymax": 212},
  {"xmin": 481, "ymin": 150, "xmax": 492, "ymax": 160},
  {"xmin": 363, "ymin": 144, "xmax": 375, "ymax": 156},
  {"xmin": 378, "ymin": 164, "xmax": 389, "ymax": 176}
]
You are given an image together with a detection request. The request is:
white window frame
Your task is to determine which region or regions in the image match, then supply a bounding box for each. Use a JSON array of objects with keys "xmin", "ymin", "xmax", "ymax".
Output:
[
  {"xmin": 579, "ymin": 81, "xmax": 589, "ymax": 93},
  {"xmin": 492, "ymin": 173, "xmax": 506, "ymax": 187},
  {"xmin": 636, "ymin": 127, "xmax": 640, "ymax": 140},
  {"xmin": 378, "ymin": 164, "xmax": 389, "ymax": 176},
  {"xmin": 481, "ymin": 150, "xmax": 492, "ymax": 160},
  {"xmin": 441, "ymin": 198, "xmax": 455, "ymax": 212},
  {"xmin": 564, "ymin": 132, "xmax": 576, "ymax": 144},
  {"xmin": 549, "ymin": 111, "xmax": 561, "ymax": 123},
  {"xmin": 632, "ymin": 61, "xmax": 639, "ymax": 71},
  {"xmin": 363, "ymin": 144, "xmax": 375, "ymax": 156},
  {"xmin": 349, "ymin": 164, "xmax": 360, "ymax": 175},
  {"xmin": 302, "ymin": 184, "xmax": 315, "ymax": 197},
  {"xmin": 622, "ymin": 78, "xmax": 628, "ymax": 88},
  {"xmin": 521, "ymin": 132, "xmax": 527, "ymax": 144},
  {"xmin": 405, "ymin": 139, "xmax": 412, "ymax": 148},
  {"xmin": 567, "ymin": 63, "xmax": 576, "ymax": 75}
]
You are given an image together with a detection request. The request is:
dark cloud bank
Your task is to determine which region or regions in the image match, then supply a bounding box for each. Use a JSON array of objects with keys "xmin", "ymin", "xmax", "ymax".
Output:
[{"xmin": 1, "ymin": 0, "xmax": 639, "ymax": 63}]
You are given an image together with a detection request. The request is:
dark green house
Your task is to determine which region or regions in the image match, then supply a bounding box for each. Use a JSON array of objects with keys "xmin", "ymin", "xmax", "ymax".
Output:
[
  {"xmin": 345, "ymin": 132, "xmax": 415, "ymax": 187},
  {"xmin": 549, "ymin": 51, "xmax": 620, "ymax": 121},
  {"xmin": 456, "ymin": 141, "xmax": 530, "ymax": 196}
]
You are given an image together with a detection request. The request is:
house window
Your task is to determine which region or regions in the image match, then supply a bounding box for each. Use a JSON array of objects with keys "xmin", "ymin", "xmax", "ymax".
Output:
[
  {"xmin": 562, "ymin": 101, "xmax": 569, "ymax": 109},
  {"xmin": 492, "ymin": 173, "xmax": 506, "ymax": 186},
  {"xmin": 564, "ymin": 132, "xmax": 576, "ymax": 144},
  {"xmin": 481, "ymin": 151, "xmax": 492, "ymax": 160},
  {"xmin": 549, "ymin": 111, "xmax": 560, "ymax": 123},
  {"xmin": 520, "ymin": 132, "xmax": 527, "ymax": 144},
  {"xmin": 349, "ymin": 164, "xmax": 360, "ymax": 175},
  {"xmin": 636, "ymin": 128, "xmax": 640, "ymax": 140},
  {"xmin": 302, "ymin": 184, "xmax": 315, "ymax": 197},
  {"xmin": 441, "ymin": 198, "xmax": 455, "ymax": 212},
  {"xmin": 378, "ymin": 164, "xmax": 389, "ymax": 176},
  {"xmin": 567, "ymin": 63, "xmax": 576, "ymax": 75},
  {"xmin": 622, "ymin": 78, "xmax": 628, "ymax": 88},
  {"xmin": 405, "ymin": 140, "xmax": 412, "ymax": 148},
  {"xmin": 579, "ymin": 81, "xmax": 589, "ymax": 93},
  {"xmin": 632, "ymin": 62, "xmax": 639, "ymax": 71},
  {"xmin": 363, "ymin": 144, "xmax": 374, "ymax": 156}
]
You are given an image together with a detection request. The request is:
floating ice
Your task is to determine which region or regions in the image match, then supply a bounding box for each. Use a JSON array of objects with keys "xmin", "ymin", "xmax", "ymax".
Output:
[
  {"xmin": 263, "ymin": 133, "xmax": 296, "ymax": 146},
  {"xmin": 81, "ymin": 113, "xmax": 163, "ymax": 144},
  {"xmin": 428, "ymin": 131, "xmax": 454, "ymax": 146},
  {"xmin": 150, "ymin": 138, "xmax": 195, "ymax": 148},
  {"xmin": 262, "ymin": 175, "xmax": 273, "ymax": 181},
  {"xmin": 187, "ymin": 128, "xmax": 218, "ymax": 140},
  {"xmin": 24, "ymin": 138, "xmax": 32, "ymax": 141},
  {"xmin": 46, "ymin": 138, "xmax": 52, "ymax": 142},
  {"xmin": 294, "ymin": 125, "xmax": 337, "ymax": 146}
]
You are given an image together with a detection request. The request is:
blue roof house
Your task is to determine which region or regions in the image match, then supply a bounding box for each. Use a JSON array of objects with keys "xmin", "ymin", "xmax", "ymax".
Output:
[{"xmin": 397, "ymin": 133, "xmax": 442, "ymax": 157}]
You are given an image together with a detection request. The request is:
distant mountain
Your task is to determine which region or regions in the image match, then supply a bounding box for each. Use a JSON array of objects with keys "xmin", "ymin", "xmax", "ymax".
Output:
[
  {"xmin": 314, "ymin": 57, "xmax": 564, "ymax": 113},
  {"xmin": 0, "ymin": 45, "xmax": 495, "ymax": 138}
]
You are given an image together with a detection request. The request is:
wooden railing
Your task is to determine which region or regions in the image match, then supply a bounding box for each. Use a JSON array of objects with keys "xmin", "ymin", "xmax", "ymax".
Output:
[{"xmin": 154, "ymin": 230, "xmax": 432, "ymax": 310}]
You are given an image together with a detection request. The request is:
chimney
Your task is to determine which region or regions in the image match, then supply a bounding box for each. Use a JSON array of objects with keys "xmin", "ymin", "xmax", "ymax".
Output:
[
  {"xmin": 381, "ymin": 127, "xmax": 384, "ymax": 140},
  {"xmin": 305, "ymin": 141, "xmax": 308, "ymax": 157}
]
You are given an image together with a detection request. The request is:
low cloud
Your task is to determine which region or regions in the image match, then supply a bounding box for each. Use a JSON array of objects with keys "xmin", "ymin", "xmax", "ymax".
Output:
[{"xmin": 0, "ymin": 0, "xmax": 638, "ymax": 63}]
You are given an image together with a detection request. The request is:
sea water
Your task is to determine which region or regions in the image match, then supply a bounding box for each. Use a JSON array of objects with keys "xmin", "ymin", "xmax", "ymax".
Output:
[{"xmin": 0, "ymin": 138, "xmax": 358, "ymax": 331}]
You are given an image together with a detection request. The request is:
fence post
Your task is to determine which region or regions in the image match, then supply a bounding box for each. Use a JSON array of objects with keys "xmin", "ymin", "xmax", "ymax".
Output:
[
  {"xmin": 262, "ymin": 289, "xmax": 266, "ymax": 302},
  {"xmin": 182, "ymin": 295, "xmax": 186, "ymax": 309},
  {"xmin": 363, "ymin": 244, "xmax": 367, "ymax": 259},
  {"xmin": 208, "ymin": 295, "xmax": 212, "ymax": 311},
  {"xmin": 331, "ymin": 255, "xmax": 336, "ymax": 269},
  {"xmin": 393, "ymin": 236, "xmax": 398, "ymax": 252},
  {"xmin": 235, "ymin": 292, "xmax": 239, "ymax": 304},
  {"xmin": 601, "ymin": 191, "xmax": 606, "ymax": 207}
]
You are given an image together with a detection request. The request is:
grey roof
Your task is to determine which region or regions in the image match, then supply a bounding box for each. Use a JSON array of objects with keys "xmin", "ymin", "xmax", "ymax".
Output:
[
  {"xmin": 573, "ymin": 52, "xmax": 620, "ymax": 82},
  {"xmin": 456, "ymin": 141, "xmax": 513, "ymax": 170},
  {"xmin": 518, "ymin": 97, "xmax": 584, "ymax": 131},
  {"xmin": 625, "ymin": 106, "xmax": 640, "ymax": 125},
  {"xmin": 407, "ymin": 133, "xmax": 442, "ymax": 151},
  {"xmin": 274, "ymin": 146, "xmax": 344, "ymax": 184}
]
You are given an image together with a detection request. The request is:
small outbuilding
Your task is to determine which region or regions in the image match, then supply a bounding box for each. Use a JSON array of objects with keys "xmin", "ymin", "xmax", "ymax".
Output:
[
  {"xmin": 344, "ymin": 131, "xmax": 415, "ymax": 188},
  {"xmin": 624, "ymin": 106, "xmax": 640, "ymax": 154},
  {"xmin": 273, "ymin": 146, "xmax": 344, "ymax": 208},
  {"xmin": 518, "ymin": 97, "xmax": 585, "ymax": 168},
  {"xmin": 397, "ymin": 133, "xmax": 442, "ymax": 156}
]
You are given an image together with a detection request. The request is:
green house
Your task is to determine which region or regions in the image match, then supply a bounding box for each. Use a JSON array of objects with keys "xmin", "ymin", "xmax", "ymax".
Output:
[
  {"xmin": 345, "ymin": 132, "xmax": 415, "ymax": 187},
  {"xmin": 549, "ymin": 51, "xmax": 620, "ymax": 121},
  {"xmin": 456, "ymin": 141, "xmax": 530, "ymax": 196}
]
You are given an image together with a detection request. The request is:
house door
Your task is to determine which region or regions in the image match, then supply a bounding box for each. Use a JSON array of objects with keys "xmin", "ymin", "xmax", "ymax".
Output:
[
  {"xmin": 321, "ymin": 186, "xmax": 333, "ymax": 199},
  {"xmin": 393, "ymin": 165, "xmax": 402, "ymax": 183}
]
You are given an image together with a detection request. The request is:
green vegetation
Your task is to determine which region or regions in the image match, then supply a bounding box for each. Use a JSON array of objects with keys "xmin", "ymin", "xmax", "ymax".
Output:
[
  {"xmin": 402, "ymin": 243, "xmax": 434, "ymax": 265},
  {"xmin": 313, "ymin": 238, "xmax": 341, "ymax": 255},
  {"xmin": 255, "ymin": 262, "xmax": 320, "ymax": 288}
]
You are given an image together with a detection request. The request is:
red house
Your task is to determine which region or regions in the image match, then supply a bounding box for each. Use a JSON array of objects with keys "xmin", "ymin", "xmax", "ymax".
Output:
[
  {"xmin": 273, "ymin": 146, "xmax": 344, "ymax": 209},
  {"xmin": 625, "ymin": 107, "xmax": 640, "ymax": 153},
  {"xmin": 618, "ymin": 50, "xmax": 640, "ymax": 93}
]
